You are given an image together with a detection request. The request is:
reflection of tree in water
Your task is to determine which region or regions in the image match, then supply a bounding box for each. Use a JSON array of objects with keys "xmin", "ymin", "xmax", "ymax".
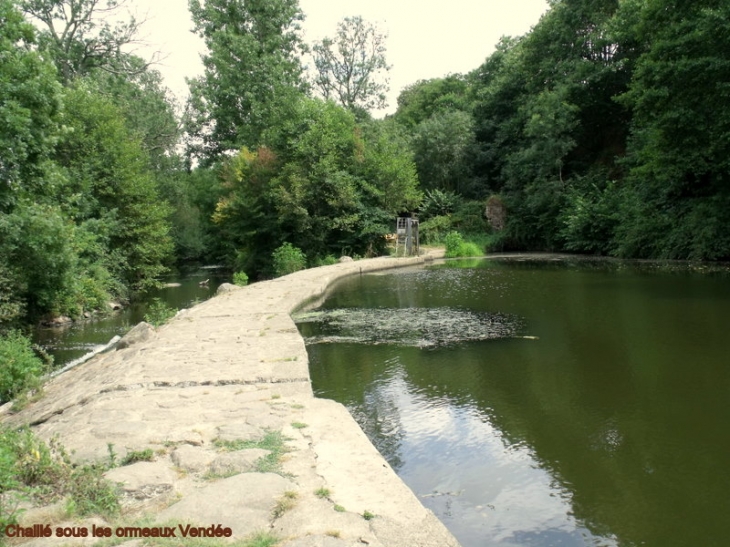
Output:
[{"xmin": 349, "ymin": 372, "xmax": 406, "ymax": 472}]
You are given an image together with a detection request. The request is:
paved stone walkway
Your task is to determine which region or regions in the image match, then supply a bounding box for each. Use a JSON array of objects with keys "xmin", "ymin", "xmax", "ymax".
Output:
[{"xmin": 3, "ymin": 252, "xmax": 460, "ymax": 547}]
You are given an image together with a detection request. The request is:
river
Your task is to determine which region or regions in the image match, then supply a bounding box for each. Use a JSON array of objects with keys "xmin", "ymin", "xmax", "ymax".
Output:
[
  {"xmin": 32, "ymin": 265, "xmax": 227, "ymax": 367},
  {"xmin": 294, "ymin": 257, "xmax": 730, "ymax": 547}
]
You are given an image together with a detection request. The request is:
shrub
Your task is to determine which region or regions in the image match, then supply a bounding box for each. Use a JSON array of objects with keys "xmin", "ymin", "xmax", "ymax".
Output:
[
  {"xmin": 272, "ymin": 243, "xmax": 306, "ymax": 277},
  {"xmin": 313, "ymin": 255, "xmax": 337, "ymax": 267},
  {"xmin": 452, "ymin": 200, "xmax": 488, "ymax": 234},
  {"xmin": 0, "ymin": 332, "xmax": 48, "ymax": 404},
  {"xmin": 67, "ymin": 464, "xmax": 120, "ymax": 517},
  {"xmin": 444, "ymin": 231, "xmax": 484, "ymax": 258},
  {"xmin": 233, "ymin": 271, "xmax": 249, "ymax": 286},
  {"xmin": 421, "ymin": 189, "xmax": 460, "ymax": 219},
  {"xmin": 444, "ymin": 231, "xmax": 464, "ymax": 257},
  {"xmin": 0, "ymin": 427, "xmax": 120, "ymax": 527},
  {"xmin": 459, "ymin": 242, "xmax": 484, "ymax": 257},
  {"xmin": 143, "ymin": 298, "xmax": 175, "ymax": 327},
  {"xmin": 120, "ymin": 448, "xmax": 154, "ymax": 465}
]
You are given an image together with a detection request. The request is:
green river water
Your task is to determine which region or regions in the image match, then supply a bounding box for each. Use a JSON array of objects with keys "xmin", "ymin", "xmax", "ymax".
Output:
[
  {"xmin": 33, "ymin": 265, "xmax": 226, "ymax": 366},
  {"xmin": 294, "ymin": 257, "xmax": 730, "ymax": 547}
]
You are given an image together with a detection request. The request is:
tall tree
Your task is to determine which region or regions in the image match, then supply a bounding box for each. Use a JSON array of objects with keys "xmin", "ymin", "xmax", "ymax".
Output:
[
  {"xmin": 19, "ymin": 0, "xmax": 150, "ymax": 83},
  {"xmin": 411, "ymin": 110, "xmax": 476, "ymax": 195},
  {"xmin": 210, "ymin": 98, "xmax": 420, "ymax": 275},
  {"xmin": 186, "ymin": 0, "xmax": 307, "ymax": 160},
  {"xmin": 91, "ymin": 66, "xmax": 181, "ymax": 171},
  {"xmin": 0, "ymin": 0, "xmax": 62, "ymax": 211},
  {"xmin": 312, "ymin": 16, "xmax": 390, "ymax": 114},
  {"xmin": 53, "ymin": 83, "xmax": 173, "ymax": 291}
]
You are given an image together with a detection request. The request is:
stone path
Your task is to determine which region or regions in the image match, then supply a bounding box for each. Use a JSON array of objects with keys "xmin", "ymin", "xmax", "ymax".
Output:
[{"xmin": 2, "ymin": 252, "xmax": 460, "ymax": 547}]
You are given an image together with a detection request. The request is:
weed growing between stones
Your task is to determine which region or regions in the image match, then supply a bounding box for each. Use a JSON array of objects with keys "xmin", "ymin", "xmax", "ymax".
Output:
[
  {"xmin": 334, "ymin": 504, "xmax": 346, "ymax": 512},
  {"xmin": 242, "ymin": 532, "xmax": 279, "ymax": 547},
  {"xmin": 314, "ymin": 487, "xmax": 331, "ymax": 499},
  {"xmin": 121, "ymin": 449, "xmax": 154, "ymax": 465},
  {"xmin": 362, "ymin": 510, "xmax": 375, "ymax": 521},
  {"xmin": 290, "ymin": 422, "xmax": 307, "ymax": 429},
  {"xmin": 202, "ymin": 467, "xmax": 239, "ymax": 481},
  {"xmin": 65, "ymin": 464, "xmax": 120, "ymax": 517},
  {"xmin": 213, "ymin": 430, "xmax": 292, "ymax": 476},
  {"xmin": 272, "ymin": 490, "xmax": 298, "ymax": 519}
]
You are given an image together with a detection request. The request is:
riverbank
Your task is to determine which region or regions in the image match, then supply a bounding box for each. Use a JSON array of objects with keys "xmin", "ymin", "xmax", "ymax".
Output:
[{"xmin": 1, "ymin": 251, "xmax": 459, "ymax": 547}]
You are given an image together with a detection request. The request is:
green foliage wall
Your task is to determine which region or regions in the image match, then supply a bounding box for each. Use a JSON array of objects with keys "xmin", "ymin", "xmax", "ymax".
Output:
[
  {"xmin": 0, "ymin": 0, "xmax": 62, "ymax": 211},
  {"xmin": 209, "ymin": 98, "xmax": 421, "ymax": 277},
  {"xmin": 465, "ymin": 0, "xmax": 730, "ymax": 260},
  {"xmin": 0, "ymin": 1, "xmax": 177, "ymax": 324}
]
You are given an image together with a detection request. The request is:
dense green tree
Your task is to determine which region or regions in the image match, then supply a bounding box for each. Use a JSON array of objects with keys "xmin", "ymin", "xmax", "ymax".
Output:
[
  {"xmin": 91, "ymin": 66, "xmax": 180, "ymax": 171},
  {"xmin": 210, "ymin": 98, "xmax": 420, "ymax": 276},
  {"xmin": 471, "ymin": 36, "xmax": 529, "ymax": 194},
  {"xmin": 186, "ymin": 0, "xmax": 308, "ymax": 160},
  {"xmin": 612, "ymin": 0, "xmax": 730, "ymax": 259},
  {"xmin": 392, "ymin": 74, "xmax": 478, "ymax": 197},
  {"xmin": 0, "ymin": 0, "xmax": 62, "ymax": 211},
  {"xmin": 0, "ymin": 202, "xmax": 79, "ymax": 316},
  {"xmin": 53, "ymin": 83, "xmax": 173, "ymax": 291},
  {"xmin": 470, "ymin": 0, "xmax": 628, "ymax": 250},
  {"xmin": 270, "ymin": 99, "xmax": 419, "ymax": 259},
  {"xmin": 312, "ymin": 16, "xmax": 390, "ymax": 114},
  {"xmin": 411, "ymin": 110, "xmax": 476, "ymax": 195},
  {"xmin": 393, "ymin": 75, "xmax": 473, "ymax": 128}
]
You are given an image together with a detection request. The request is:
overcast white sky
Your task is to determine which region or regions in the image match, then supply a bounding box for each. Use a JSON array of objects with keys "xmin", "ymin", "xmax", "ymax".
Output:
[{"xmin": 129, "ymin": 0, "xmax": 549, "ymax": 115}]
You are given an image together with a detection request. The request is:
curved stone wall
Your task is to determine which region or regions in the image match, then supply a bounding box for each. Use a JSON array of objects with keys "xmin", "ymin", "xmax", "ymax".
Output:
[{"xmin": 2, "ymin": 252, "xmax": 460, "ymax": 547}]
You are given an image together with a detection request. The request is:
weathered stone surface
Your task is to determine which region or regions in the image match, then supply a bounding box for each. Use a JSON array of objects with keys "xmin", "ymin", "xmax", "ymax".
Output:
[
  {"xmin": 280, "ymin": 536, "xmax": 369, "ymax": 547},
  {"xmin": 104, "ymin": 461, "xmax": 176, "ymax": 501},
  {"xmin": 216, "ymin": 282, "xmax": 238, "ymax": 294},
  {"xmin": 338, "ymin": 256, "xmax": 353, "ymax": 263},
  {"xmin": 115, "ymin": 321, "xmax": 155, "ymax": 349},
  {"xmin": 156, "ymin": 473, "xmax": 295, "ymax": 538},
  {"xmin": 208, "ymin": 448, "xmax": 269, "ymax": 476},
  {"xmin": 272, "ymin": 497, "xmax": 373, "ymax": 540},
  {"xmin": 215, "ymin": 422, "xmax": 263, "ymax": 442},
  {"xmin": 170, "ymin": 445, "xmax": 217, "ymax": 473}
]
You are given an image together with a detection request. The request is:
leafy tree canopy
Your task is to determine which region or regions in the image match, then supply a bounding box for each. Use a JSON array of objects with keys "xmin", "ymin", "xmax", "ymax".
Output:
[
  {"xmin": 0, "ymin": 0, "xmax": 63, "ymax": 210},
  {"xmin": 312, "ymin": 16, "xmax": 390, "ymax": 115},
  {"xmin": 186, "ymin": 0, "xmax": 308, "ymax": 160},
  {"xmin": 394, "ymin": 74, "xmax": 473, "ymax": 128}
]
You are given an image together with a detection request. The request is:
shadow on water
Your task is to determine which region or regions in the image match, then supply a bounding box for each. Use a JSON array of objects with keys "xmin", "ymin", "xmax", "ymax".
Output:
[
  {"xmin": 32, "ymin": 265, "xmax": 229, "ymax": 368},
  {"xmin": 296, "ymin": 257, "xmax": 730, "ymax": 547}
]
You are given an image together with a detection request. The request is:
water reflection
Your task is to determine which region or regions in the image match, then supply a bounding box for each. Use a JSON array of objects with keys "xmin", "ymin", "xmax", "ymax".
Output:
[
  {"xmin": 299, "ymin": 259, "xmax": 730, "ymax": 547},
  {"xmin": 308, "ymin": 342, "xmax": 618, "ymax": 547}
]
